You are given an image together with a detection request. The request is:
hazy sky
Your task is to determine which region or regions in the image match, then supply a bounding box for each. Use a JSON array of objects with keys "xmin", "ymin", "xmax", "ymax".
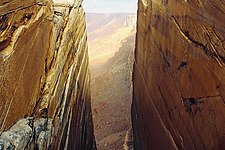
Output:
[{"xmin": 83, "ymin": 0, "xmax": 138, "ymax": 13}]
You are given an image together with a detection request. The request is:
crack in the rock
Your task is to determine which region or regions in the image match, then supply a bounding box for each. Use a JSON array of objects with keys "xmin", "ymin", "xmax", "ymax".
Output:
[
  {"xmin": 54, "ymin": 11, "xmax": 63, "ymax": 17},
  {"xmin": 0, "ymin": 3, "xmax": 38, "ymax": 16},
  {"xmin": 182, "ymin": 94, "xmax": 221, "ymax": 104},
  {"xmin": 184, "ymin": 95, "xmax": 221, "ymax": 100},
  {"xmin": 182, "ymin": 97, "xmax": 202, "ymax": 117},
  {"xmin": 216, "ymin": 80, "xmax": 223, "ymax": 89},
  {"xmin": 220, "ymin": 94, "xmax": 225, "ymax": 104},
  {"xmin": 181, "ymin": 94, "xmax": 222, "ymax": 117},
  {"xmin": 177, "ymin": 61, "xmax": 188, "ymax": 70},
  {"xmin": 171, "ymin": 16, "xmax": 225, "ymax": 66},
  {"xmin": 32, "ymin": 81, "xmax": 47, "ymax": 117},
  {"xmin": 1, "ymin": 1, "xmax": 10, "ymax": 5},
  {"xmin": 53, "ymin": 4, "xmax": 73, "ymax": 8}
]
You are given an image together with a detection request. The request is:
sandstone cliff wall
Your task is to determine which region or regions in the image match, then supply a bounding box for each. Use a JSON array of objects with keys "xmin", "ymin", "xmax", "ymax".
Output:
[
  {"xmin": 133, "ymin": 0, "xmax": 225, "ymax": 149},
  {"xmin": 0, "ymin": 0, "xmax": 95, "ymax": 149}
]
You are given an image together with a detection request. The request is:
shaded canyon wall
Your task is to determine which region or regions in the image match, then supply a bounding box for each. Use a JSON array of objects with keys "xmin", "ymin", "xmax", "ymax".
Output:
[
  {"xmin": 133, "ymin": 0, "xmax": 225, "ymax": 149},
  {"xmin": 0, "ymin": 0, "xmax": 95, "ymax": 149}
]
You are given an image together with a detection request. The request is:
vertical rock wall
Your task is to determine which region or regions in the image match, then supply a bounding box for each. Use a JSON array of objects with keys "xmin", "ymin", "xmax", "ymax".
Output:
[
  {"xmin": 0, "ymin": 0, "xmax": 95, "ymax": 149},
  {"xmin": 133, "ymin": 0, "xmax": 225, "ymax": 149}
]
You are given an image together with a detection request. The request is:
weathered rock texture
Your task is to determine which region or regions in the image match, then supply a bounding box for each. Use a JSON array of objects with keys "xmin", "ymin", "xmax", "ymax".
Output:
[
  {"xmin": 0, "ymin": 117, "xmax": 52, "ymax": 149},
  {"xmin": 133, "ymin": 0, "xmax": 225, "ymax": 149},
  {"xmin": 0, "ymin": 0, "xmax": 95, "ymax": 149}
]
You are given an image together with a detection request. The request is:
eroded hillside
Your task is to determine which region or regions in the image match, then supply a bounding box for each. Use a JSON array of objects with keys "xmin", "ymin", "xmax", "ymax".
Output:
[
  {"xmin": 87, "ymin": 13, "xmax": 136, "ymax": 72},
  {"xmin": 91, "ymin": 36, "xmax": 135, "ymax": 149},
  {"xmin": 87, "ymin": 13, "xmax": 136, "ymax": 149}
]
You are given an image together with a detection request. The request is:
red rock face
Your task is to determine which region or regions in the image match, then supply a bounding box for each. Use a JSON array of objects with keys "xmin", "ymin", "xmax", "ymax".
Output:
[
  {"xmin": 133, "ymin": 0, "xmax": 225, "ymax": 149},
  {"xmin": 0, "ymin": 0, "xmax": 95, "ymax": 149},
  {"xmin": 0, "ymin": 0, "xmax": 53, "ymax": 131}
]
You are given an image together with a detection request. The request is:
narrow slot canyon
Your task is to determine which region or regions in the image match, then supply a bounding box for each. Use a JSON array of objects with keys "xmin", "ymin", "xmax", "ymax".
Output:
[
  {"xmin": 85, "ymin": 12, "xmax": 136, "ymax": 149},
  {"xmin": 0, "ymin": 0, "xmax": 225, "ymax": 150},
  {"xmin": 83, "ymin": 1, "xmax": 138, "ymax": 149}
]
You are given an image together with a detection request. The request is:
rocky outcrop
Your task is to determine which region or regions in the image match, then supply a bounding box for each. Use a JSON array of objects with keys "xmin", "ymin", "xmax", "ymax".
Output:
[
  {"xmin": 0, "ymin": 0, "xmax": 95, "ymax": 149},
  {"xmin": 0, "ymin": 117, "xmax": 52, "ymax": 149},
  {"xmin": 123, "ymin": 15, "xmax": 137, "ymax": 28},
  {"xmin": 133, "ymin": 0, "xmax": 225, "ymax": 149}
]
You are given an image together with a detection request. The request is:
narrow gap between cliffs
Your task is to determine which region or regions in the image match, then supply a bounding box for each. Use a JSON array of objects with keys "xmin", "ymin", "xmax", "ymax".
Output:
[{"xmin": 83, "ymin": 1, "xmax": 138, "ymax": 149}]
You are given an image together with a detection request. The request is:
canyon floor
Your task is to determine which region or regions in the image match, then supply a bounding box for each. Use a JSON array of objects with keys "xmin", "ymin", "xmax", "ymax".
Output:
[{"xmin": 86, "ymin": 13, "xmax": 136, "ymax": 149}]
